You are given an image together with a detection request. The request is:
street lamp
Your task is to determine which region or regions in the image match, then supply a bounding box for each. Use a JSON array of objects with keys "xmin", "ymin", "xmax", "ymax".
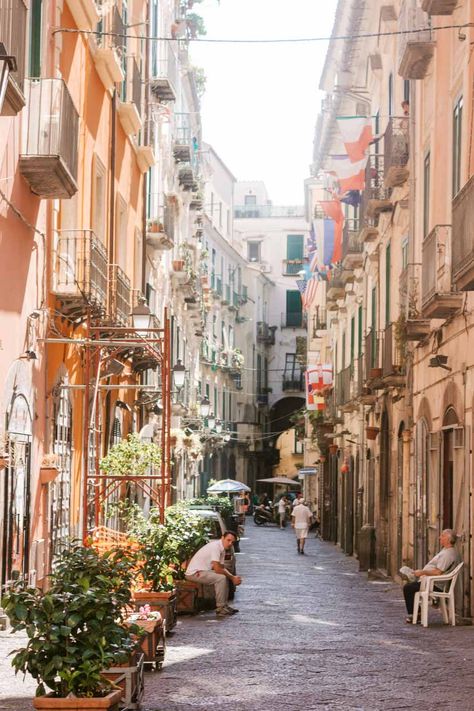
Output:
[
  {"xmin": 199, "ymin": 397, "xmax": 210, "ymax": 418},
  {"xmin": 172, "ymin": 359, "xmax": 186, "ymax": 390},
  {"xmin": 131, "ymin": 298, "xmax": 152, "ymax": 337},
  {"xmin": 0, "ymin": 43, "xmax": 16, "ymax": 114},
  {"xmin": 207, "ymin": 412, "xmax": 216, "ymax": 430},
  {"xmin": 215, "ymin": 420, "xmax": 223, "ymax": 434}
]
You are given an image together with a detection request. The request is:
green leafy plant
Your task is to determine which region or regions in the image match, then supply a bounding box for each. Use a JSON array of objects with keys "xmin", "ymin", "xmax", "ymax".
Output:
[
  {"xmin": 2, "ymin": 545, "xmax": 139, "ymax": 699},
  {"xmin": 99, "ymin": 433, "xmax": 161, "ymax": 477}
]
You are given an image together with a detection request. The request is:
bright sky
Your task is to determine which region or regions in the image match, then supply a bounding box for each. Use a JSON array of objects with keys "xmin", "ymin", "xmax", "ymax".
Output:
[{"xmin": 191, "ymin": 0, "xmax": 338, "ymax": 205}]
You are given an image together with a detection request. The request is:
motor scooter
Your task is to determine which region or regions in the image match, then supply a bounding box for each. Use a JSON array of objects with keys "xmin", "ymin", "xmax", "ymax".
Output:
[{"xmin": 253, "ymin": 502, "xmax": 275, "ymax": 526}]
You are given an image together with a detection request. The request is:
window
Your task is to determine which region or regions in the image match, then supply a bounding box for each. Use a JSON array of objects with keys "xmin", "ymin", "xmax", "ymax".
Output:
[
  {"xmin": 285, "ymin": 290, "xmax": 303, "ymax": 327},
  {"xmin": 283, "ymin": 354, "xmax": 302, "ymax": 390},
  {"xmin": 452, "ymin": 96, "xmax": 463, "ymax": 197},
  {"xmin": 385, "ymin": 242, "xmax": 391, "ymax": 326},
  {"xmin": 350, "ymin": 316, "xmax": 355, "ymax": 365},
  {"xmin": 29, "ymin": 0, "xmax": 42, "ymax": 78},
  {"xmin": 285, "ymin": 234, "xmax": 304, "ymax": 274},
  {"xmin": 92, "ymin": 157, "xmax": 106, "ymax": 242},
  {"xmin": 423, "ymin": 152, "xmax": 430, "ymax": 238},
  {"xmin": 244, "ymin": 194, "xmax": 256, "ymax": 205},
  {"xmin": 247, "ymin": 242, "xmax": 260, "ymax": 262}
]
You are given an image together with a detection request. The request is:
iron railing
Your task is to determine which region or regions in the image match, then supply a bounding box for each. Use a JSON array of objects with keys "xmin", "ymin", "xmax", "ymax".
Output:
[
  {"xmin": 382, "ymin": 323, "xmax": 405, "ymax": 378},
  {"xmin": 421, "ymin": 225, "xmax": 453, "ymax": 308},
  {"xmin": 342, "ymin": 219, "xmax": 362, "ymax": 260},
  {"xmin": 365, "ymin": 329, "xmax": 380, "ymax": 376},
  {"xmin": 355, "ymin": 355, "xmax": 364, "ymax": 396},
  {"xmin": 152, "ymin": 43, "xmax": 178, "ymax": 89},
  {"xmin": 312, "ymin": 307, "xmax": 327, "ymax": 336},
  {"xmin": 335, "ymin": 365, "xmax": 352, "ymax": 406},
  {"xmin": 234, "ymin": 205, "xmax": 305, "ymax": 218},
  {"xmin": 22, "ymin": 78, "xmax": 79, "ymax": 181},
  {"xmin": 0, "ymin": 0, "xmax": 27, "ymax": 90},
  {"xmin": 452, "ymin": 175, "xmax": 474, "ymax": 291},
  {"xmin": 281, "ymin": 312, "xmax": 307, "ymax": 329},
  {"xmin": 282, "ymin": 373, "xmax": 304, "ymax": 391},
  {"xmin": 108, "ymin": 264, "xmax": 131, "ymax": 326},
  {"xmin": 52, "ymin": 230, "xmax": 107, "ymax": 309},
  {"xmin": 384, "ymin": 117, "xmax": 409, "ymax": 180},
  {"xmin": 282, "ymin": 259, "xmax": 305, "ymax": 275}
]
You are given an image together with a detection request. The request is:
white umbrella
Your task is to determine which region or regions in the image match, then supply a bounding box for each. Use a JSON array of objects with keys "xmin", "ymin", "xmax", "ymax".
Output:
[{"xmin": 207, "ymin": 478, "xmax": 251, "ymax": 493}]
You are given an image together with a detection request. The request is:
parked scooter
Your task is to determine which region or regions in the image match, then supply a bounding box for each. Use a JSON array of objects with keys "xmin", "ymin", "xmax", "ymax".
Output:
[{"xmin": 253, "ymin": 502, "xmax": 275, "ymax": 526}]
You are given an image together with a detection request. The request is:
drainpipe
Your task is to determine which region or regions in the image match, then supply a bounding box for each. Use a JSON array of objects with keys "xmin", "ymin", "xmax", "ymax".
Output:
[
  {"xmin": 109, "ymin": 89, "xmax": 117, "ymax": 266},
  {"xmin": 142, "ymin": 0, "xmax": 151, "ymax": 297}
]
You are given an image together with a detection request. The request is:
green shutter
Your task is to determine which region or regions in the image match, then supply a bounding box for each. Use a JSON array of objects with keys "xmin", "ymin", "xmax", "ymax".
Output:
[
  {"xmin": 29, "ymin": 0, "xmax": 42, "ymax": 78},
  {"xmin": 286, "ymin": 235, "xmax": 304, "ymax": 260},
  {"xmin": 350, "ymin": 316, "xmax": 355, "ymax": 365},
  {"xmin": 286, "ymin": 290, "xmax": 302, "ymax": 327},
  {"xmin": 358, "ymin": 305, "xmax": 363, "ymax": 356}
]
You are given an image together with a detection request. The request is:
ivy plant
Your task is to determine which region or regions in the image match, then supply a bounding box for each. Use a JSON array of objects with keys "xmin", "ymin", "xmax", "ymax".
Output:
[{"xmin": 2, "ymin": 545, "xmax": 139, "ymax": 699}]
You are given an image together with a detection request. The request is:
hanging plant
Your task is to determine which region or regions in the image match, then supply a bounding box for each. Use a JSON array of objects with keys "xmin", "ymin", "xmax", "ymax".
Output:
[{"xmin": 99, "ymin": 433, "xmax": 162, "ymax": 477}]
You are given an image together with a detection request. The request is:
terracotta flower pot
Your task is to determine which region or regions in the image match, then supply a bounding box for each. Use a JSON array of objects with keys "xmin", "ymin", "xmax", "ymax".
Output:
[
  {"xmin": 366, "ymin": 426, "xmax": 380, "ymax": 440},
  {"xmin": 40, "ymin": 466, "xmax": 60, "ymax": 485},
  {"xmin": 32, "ymin": 690, "xmax": 122, "ymax": 710},
  {"xmin": 369, "ymin": 367, "xmax": 382, "ymax": 380}
]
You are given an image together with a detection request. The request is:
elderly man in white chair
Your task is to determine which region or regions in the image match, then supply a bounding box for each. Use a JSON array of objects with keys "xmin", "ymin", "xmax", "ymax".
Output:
[{"xmin": 400, "ymin": 529, "xmax": 460, "ymax": 624}]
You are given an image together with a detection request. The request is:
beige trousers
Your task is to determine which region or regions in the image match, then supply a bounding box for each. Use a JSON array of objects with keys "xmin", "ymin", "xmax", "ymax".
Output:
[{"xmin": 186, "ymin": 570, "xmax": 229, "ymax": 608}]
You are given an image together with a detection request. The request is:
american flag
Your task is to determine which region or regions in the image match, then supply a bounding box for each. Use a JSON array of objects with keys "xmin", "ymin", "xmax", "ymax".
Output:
[
  {"xmin": 296, "ymin": 280, "xmax": 307, "ymax": 305},
  {"xmin": 302, "ymin": 276, "xmax": 319, "ymax": 310}
]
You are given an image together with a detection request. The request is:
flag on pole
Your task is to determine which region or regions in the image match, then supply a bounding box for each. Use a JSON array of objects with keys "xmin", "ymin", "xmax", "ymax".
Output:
[{"xmin": 336, "ymin": 116, "xmax": 373, "ymax": 163}]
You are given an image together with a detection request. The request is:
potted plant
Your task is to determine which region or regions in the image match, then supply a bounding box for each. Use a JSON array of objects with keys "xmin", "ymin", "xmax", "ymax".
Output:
[
  {"xmin": 39, "ymin": 453, "xmax": 61, "ymax": 485},
  {"xmin": 2, "ymin": 545, "xmax": 139, "ymax": 710},
  {"xmin": 125, "ymin": 605, "xmax": 165, "ymax": 670},
  {"xmin": 99, "ymin": 433, "xmax": 161, "ymax": 478}
]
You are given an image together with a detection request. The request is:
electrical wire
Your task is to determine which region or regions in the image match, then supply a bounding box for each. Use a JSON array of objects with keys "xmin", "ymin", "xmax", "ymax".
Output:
[{"xmin": 52, "ymin": 22, "xmax": 474, "ymax": 45}]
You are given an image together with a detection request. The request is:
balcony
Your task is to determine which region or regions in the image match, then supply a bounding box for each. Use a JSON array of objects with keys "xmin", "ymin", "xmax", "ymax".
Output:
[
  {"xmin": 150, "ymin": 46, "xmax": 178, "ymax": 102},
  {"xmin": 65, "ymin": 0, "xmax": 99, "ymax": 31},
  {"xmin": 257, "ymin": 322, "xmax": 276, "ymax": 345},
  {"xmin": 0, "ymin": 0, "xmax": 27, "ymax": 115},
  {"xmin": 178, "ymin": 163, "xmax": 195, "ymax": 190},
  {"xmin": 363, "ymin": 157, "xmax": 393, "ymax": 218},
  {"xmin": 147, "ymin": 202, "xmax": 174, "ymax": 250},
  {"xmin": 234, "ymin": 205, "xmax": 305, "ymax": 218},
  {"xmin": 406, "ymin": 319, "xmax": 431, "ymax": 341},
  {"xmin": 342, "ymin": 220, "xmax": 363, "ymax": 270},
  {"xmin": 136, "ymin": 119, "xmax": 156, "ymax": 173},
  {"xmin": 452, "ymin": 174, "xmax": 474, "ymax": 291},
  {"xmin": 365, "ymin": 330, "xmax": 381, "ymax": 384},
  {"xmin": 282, "ymin": 373, "xmax": 304, "ymax": 392},
  {"xmin": 19, "ymin": 79, "xmax": 79, "ymax": 198},
  {"xmin": 398, "ymin": 1, "xmax": 435, "ymax": 79},
  {"xmin": 421, "ymin": 0, "xmax": 458, "ymax": 15},
  {"xmin": 422, "ymin": 225, "xmax": 463, "ymax": 318},
  {"xmin": 326, "ymin": 268, "xmax": 345, "ymax": 303},
  {"xmin": 118, "ymin": 57, "xmax": 142, "ymax": 137},
  {"xmin": 52, "ymin": 230, "xmax": 107, "ymax": 320},
  {"xmin": 94, "ymin": 6, "xmax": 125, "ymax": 91},
  {"xmin": 282, "ymin": 259, "xmax": 305, "ymax": 275},
  {"xmin": 221, "ymin": 284, "xmax": 231, "ymax": 305},
  {"xmin": 173, "ymin": 113, "xmax": 194, "ymax": 163},
  {"xmin": 381, "ymin": 323, "xmax": 406, "ymax": 387},
  {"xmin": 311, "ymin": 307, "xmax": 327, "ymax": 338},
  {"xmin": 384, "ymin": 118, "xmax": 409, "ymax": 188},
  {"xmin": 281, "ymin": 312, "xmax": 307, "ymax": 329},
  {"xmin": 335, "ymin": 365, "xmax": 353, "ymax": 410},
  {"xmin": 108, "ymin": 264, "xmax": 131, "ymax": 326}
]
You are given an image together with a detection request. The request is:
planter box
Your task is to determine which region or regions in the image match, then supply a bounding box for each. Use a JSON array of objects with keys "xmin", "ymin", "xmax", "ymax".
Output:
[
  {"xmin": 102, "ymin": 653, "xmax": 144, "ymax": 710},
  {"xmin": 132, "ymin": 590, "xmax": 177, "ymax": 632},
  {"xmin": 33, "ymin": 690, "xmax": 122, "ymax": 710},
  {"xmin": 129, "ymin": 619, "xmax": 166, "ymax": 670},
  {"xmin": 176, "ymin": 578, "xmax": 199, "ymax": 614}
]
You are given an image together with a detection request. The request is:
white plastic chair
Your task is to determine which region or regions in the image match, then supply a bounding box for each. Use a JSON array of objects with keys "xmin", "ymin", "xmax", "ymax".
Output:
[{"xmin": 412, "ymin": 562, "xmax": 463, "ymax": 627}]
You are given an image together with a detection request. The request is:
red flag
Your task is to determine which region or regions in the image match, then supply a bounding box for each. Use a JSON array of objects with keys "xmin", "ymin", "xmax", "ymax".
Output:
[{"xmin": 319, "ymin": 200, "xmax": 344, "ymax": 223}]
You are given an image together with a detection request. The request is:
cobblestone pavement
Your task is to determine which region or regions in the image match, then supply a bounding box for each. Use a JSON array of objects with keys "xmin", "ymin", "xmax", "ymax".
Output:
[{"xmin": 1, "ymin": 524, "xmax": 474, "ymax": 710}]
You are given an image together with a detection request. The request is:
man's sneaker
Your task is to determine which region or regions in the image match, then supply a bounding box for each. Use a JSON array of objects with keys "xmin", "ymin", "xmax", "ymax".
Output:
[
  {"xmin": 216, "ymin": 606, "xmax": 234, "ymax": 617},
  {"xmin": 399, "ymin": 566, "xmax": 417, "ymax": 582},
  {"xmin": 224, "ymin": 605, "xmax": 239, "ymax": 614}
]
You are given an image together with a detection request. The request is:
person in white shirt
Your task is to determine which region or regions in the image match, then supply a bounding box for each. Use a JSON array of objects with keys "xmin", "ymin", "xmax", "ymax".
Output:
[
  {"xmin": 292, "ymin": 492, "xmax": 304, "ymax": 508},
  {"xmin": 277, "ymin": 496, "xmax": 288, "ymax": 529},
  {"xmin": 291, "ymin": 502, "xmax": 313, "ymax": 554},
  {"xmin": 185, "ymin": 532, "xmax": 242, "ymax": 617}
]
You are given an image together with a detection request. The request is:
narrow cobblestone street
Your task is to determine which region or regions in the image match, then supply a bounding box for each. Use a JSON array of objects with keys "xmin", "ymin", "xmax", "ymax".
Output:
[{"xmin": 1, "ymin": 524, "xmax": 474, "ymax": 710}]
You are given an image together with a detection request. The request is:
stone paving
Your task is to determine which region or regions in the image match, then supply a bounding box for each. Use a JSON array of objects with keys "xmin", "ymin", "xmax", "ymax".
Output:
[{"xmin": 1, "ymin": 523, "xmax": 474, "ymax": 709}]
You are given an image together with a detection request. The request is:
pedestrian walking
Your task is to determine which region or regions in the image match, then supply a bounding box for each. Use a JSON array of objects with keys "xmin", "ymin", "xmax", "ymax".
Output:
[
  {"xmin": 278, "ymin": 495, "xmax": 288, "ymax": 529},
  {"xmin": 185, "ymin": 531, "xmax": 242, "ymax": 617},
  {"xmin": 292, "ymin": 492, "xmax": 304, "ymax": 508},
  {"xmin": 291, "ymin": 501, "xmax": 313, "ymax": 554}
]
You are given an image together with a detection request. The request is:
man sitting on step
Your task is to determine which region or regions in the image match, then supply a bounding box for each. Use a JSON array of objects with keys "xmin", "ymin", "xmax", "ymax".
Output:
[{"xmin": 185, "ymin": 531, "xmax": 242, "ymax": 617}]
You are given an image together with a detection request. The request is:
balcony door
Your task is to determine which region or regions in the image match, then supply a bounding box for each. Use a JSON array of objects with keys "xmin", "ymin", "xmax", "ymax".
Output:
[{"xmin": 286, "ymin": 290, "xmax": 302, "ymax": 327}]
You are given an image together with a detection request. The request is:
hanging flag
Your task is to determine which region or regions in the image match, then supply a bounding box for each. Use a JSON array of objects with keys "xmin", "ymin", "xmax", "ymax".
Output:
[
  {"xmin": 340, "ymin": 190, "xmax": 361, "ymax": 208},
  {"xmin": 336, "ymin": 116, "xmax": 373, "ymax": 163},
  {"xmin": 328, "ymin": 155, "xmax": 367, "ymax": 193},
  {"xmin": 295, "ymin": 280, "xmax": 307, "ymax": 307},
  {"xmin": 310, "ymin": 251, "xmax": 319, "ymax": 272},
  {"xmin": 302, "ymin": 276, "xmax": 319, "ymax": 311},
  {"xmin": 314, "ymin": 218, "xmax": 340, "ymax": 266},
  {"xmin": 306, "ymin": 365, "xmax": 333, "ymax": 410},
  {"xmin": 317, "ymin": 202, "xmax": 344, "ymax": 264},
  {"xmin": 318, "ymin": 199, "xmax": 344, "ymax": 223}
]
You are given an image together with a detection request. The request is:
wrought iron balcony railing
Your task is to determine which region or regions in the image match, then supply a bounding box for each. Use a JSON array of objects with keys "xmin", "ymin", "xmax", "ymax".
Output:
[
  {"xmin": 452, "ymin": 175, "xmax": 474, "ymax": 291},
  {"xmin": 365, "ymin": 329, "xmax": 380, "ymax": 379},
  {"xmin": 108, "ymin": 264, "xmax": 131, "ymax": 326},
  {"xmin": 421, "ymin": 225, "xmax": 462, "ymax": 318},
  {"xmin": 382, "ymin": 323, "xmax": 406, "ymax": 382},
  {"xmin": 52, "ymin": 230, "xmax": 107, "ymax": 318},
  {"xmin": 282, "ymin": 259, "xmax": 305, "ymax": 275},
  {"xmin": 151, "ymin": 44, "xmax": 178, "ymax": 101},
  {"xmin": 19, "ymin": 79, "xmax": 79, "ymax": 198},
  {"xmin": 0, "ymin": 0, "xmax": 27, "ymax": 92},
  {"xmin": 384, "ymin": 117, "xmax": 409, "ymax": 188}
]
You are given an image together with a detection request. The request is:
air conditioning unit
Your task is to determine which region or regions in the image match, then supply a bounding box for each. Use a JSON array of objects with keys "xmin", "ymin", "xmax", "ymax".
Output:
[{"xmin": 260, "ymin": 264, "xmax": 272, "ymax": 274}]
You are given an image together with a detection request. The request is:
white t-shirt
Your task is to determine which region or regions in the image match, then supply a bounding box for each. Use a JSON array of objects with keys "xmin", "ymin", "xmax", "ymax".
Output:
[
  {"xmin": 424, "ymin": 546, "xmax": 459, "ymax": 573},
  {"xmin": 292, "ymin": 504, "xmax": 312, "ymax": 529},
  {"xmin": 292, "ymin": 497, "xmax": 304, "ymax": 508},
  {"xmin": 278, "ymin": 499, "xmax": 287, "ymax": 514},
  {"xmin": 186, "ymin": 539, "xmax": 225, "ymax": 576}
]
